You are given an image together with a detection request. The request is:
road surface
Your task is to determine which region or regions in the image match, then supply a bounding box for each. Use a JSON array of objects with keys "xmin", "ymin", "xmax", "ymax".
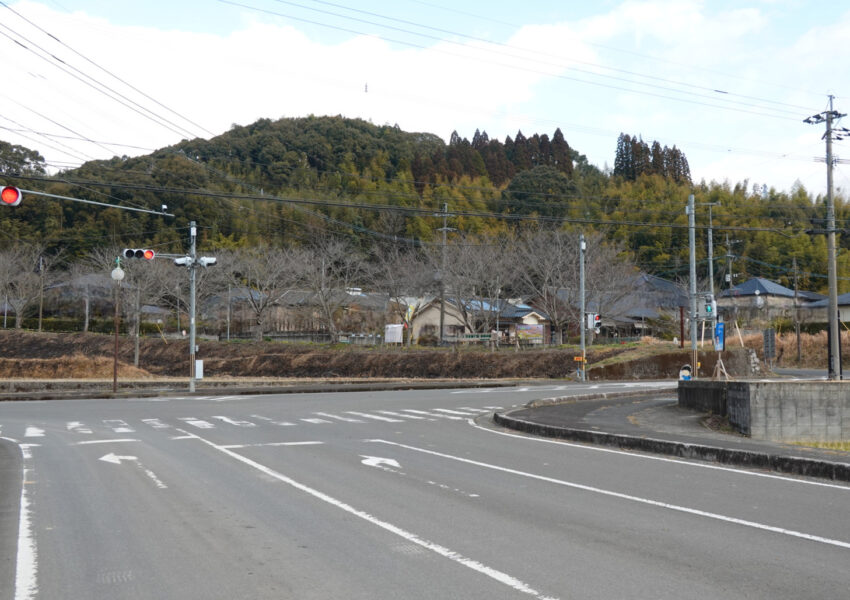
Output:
[{"xmin": 2, "ymin": 381, "xmax": 848, "ymax": 599}]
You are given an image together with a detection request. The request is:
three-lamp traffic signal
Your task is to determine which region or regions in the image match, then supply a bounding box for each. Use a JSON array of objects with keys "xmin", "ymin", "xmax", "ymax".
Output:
[
  {"xmin": 123, "ymin": 248, "xmax": 155, "ymax": 260},
  {"xmin": 1, "ymin": 186, "xmax": 22, "ymax": 207}
]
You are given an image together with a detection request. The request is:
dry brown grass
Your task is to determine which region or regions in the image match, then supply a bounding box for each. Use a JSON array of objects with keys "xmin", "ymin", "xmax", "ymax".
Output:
[
  {"xmin": 0, "ymin": 354, "xmax": 151, "ymax": 379},
  {"xmin": 738, "ymin": 330, "xmax": 850, "ymax": 368}
]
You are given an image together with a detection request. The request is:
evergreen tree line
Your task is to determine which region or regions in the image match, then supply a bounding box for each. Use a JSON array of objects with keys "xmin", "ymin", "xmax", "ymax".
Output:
[
  {"xmin": 0, "ymin": 116, "xmax": 847, "ymax": 296},
  {"xmin": 613, "ymin": 133, "xmax": 691, "ymax": 184}
]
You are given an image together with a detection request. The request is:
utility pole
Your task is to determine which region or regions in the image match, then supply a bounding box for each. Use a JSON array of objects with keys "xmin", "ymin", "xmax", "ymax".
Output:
[
  {"xmin": 793, "ymin": 257, "xmax": 801, "ymax": 364},
  {"xmin": 688, "ymin": 194, "xmax": 698, "ymax": 375},
  {"xmin": 579, "ymin": 233, "xmax": 586, "ymax": 381},
  {"xmin": 698, "ymin": 202, "xmax": 720, "ymax": 299},
  {"xmin": 805, "ymin": 96, "xmax": 847, "ymax": 380},
  {"xmin": 437, "ymin": 203, "xmax": 454, "ymax": 344}
]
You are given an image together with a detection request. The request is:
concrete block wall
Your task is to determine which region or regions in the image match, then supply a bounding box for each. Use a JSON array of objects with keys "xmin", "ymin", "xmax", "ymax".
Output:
[
  {"xmin": 678, "ymin": 380, "xmax": 727, "ymax": 414},
  {"xmin": 681, "ymin": 381, "xmax": 850, "ymax": 442}
]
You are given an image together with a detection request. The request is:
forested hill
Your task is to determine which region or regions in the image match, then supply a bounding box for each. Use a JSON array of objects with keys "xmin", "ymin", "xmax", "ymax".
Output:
[{"xmin": 0, "ymin": 115, "xmax": 847, "ymax": 293}]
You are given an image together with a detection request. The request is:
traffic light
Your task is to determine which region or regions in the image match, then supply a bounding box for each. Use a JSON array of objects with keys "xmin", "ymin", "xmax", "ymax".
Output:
[
  {"xmin": 123, "ymin": 248, "xmax": 155, "ymax": 260},
  {"xmin": 702, "ymin": 294, "xmax": 717, "ymax": 319},
  {"xmin": 1, "ymin": 186, "xmax": 22, "ymax": 207},
  {"xmin": 586, "ymin": 313, "xmax": 601, "ymax": 332}
]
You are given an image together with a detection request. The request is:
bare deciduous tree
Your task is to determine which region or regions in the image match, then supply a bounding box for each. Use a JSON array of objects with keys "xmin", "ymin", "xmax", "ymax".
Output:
[
  {"xmin": 0, "ymin": 243, "xmax": 59, "ymax": 329},
  {"xmin": 369, "ymin": 245, "xmax": 432, "ymax": 346},
  {"xmin": 292, "ymin": 237, "xmax": 368, "ymax": 343},
  {"xmin": 221, "ymin": 246, "xmax": 300, "ymax": 340}
]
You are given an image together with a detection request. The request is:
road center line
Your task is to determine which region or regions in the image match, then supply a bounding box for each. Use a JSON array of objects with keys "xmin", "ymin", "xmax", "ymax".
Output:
[
  {"xmin": 366, "ymin": 438, "xmax": 850, "ymax": 550},
  {"xmin": 176, "ymin": 429, "xmax": 558, "ymax": 600}
]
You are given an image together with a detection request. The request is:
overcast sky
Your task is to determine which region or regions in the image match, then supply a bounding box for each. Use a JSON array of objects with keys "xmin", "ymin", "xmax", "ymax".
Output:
[{"xmin": 3, "ymin": 0, "xmax": 850, "ymax": 196}]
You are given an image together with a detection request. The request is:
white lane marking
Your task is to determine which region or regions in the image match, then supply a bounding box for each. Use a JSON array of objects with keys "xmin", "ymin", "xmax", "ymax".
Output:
[
  {"xmin": 103, "ymin": 420, "xmax": 134, "ymax": 433},
  {"xmin": 469, "ymin": 419, "xmax": 850, "ymax": 491},
  {"xmin": 178, "ymin": 417, "xmax": 215, "ymax": 429},
  {"xmin": 211, "ymin": 396, "xmax": 242, "ymax": 402},
  {"xmin": 250, "ymin": 414, "xmax": 296, "ymax": 427},
  {"xmin": 67, "ymin": 421, "xmax": 92, "ymax": 434},
  {"xmin": 178, "ymin": 430, "xmax": 558, "ymax": 600},
  {"xmin": 16, "ymin": 466, "xmax": 38, "ymax": 600},
  {"xmin": 483, "ymin": 406, "xmax": 503, "ymax": 410},
  {"xmin": 434, "ymin": 408, "xmax": 479, "ymax": 416},
  {"xmin": 24, "ymin": 428, "xmax": 44, "ymax": 438},
  {"xmin": 368, "ymin": 438, "xmax": 850, "ymax": 550},
  {"xmin": 211, "ymin": 416, "xmax": 256, "ymax": 427},
  {"xmin": 141, "ymin": 418, "xmax": 170, "ymax": 429},
  {"xmin": 403, "ymin": 409, "xmax": 462, "ymax": 421},
  {"xmin": 314, "ymin": 412, "xmax": 366, "ymax": 423},
  {"xmin": 19, "ymin": 444, "xmax": 40, "ymax": 459},
  {"xmin": 346, "ymin": 411, "xmax": 404, "ymax": 423},
  {"xmin": 457, "ymin": 407, "xmax": 491, "ymax": 413},
  {"xmin": 222, "ymin": 441, "xmax": 324, "ymax": 449},
  {"xmin": 301, "ymin": 418, "xmax": 332, "ymax": 424},
  {"xmin": 377, "ymin": 410, "xmax": 432, "ymax": 421},
  {"xmin": 73, "ymin": 438, "xmax": 139, "ymax": 446}
]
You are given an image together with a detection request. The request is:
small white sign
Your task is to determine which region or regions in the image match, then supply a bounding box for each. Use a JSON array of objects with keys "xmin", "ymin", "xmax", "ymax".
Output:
[{"xmin": 195, "ymin": 359, "xmax": 204, "ymax": 380}]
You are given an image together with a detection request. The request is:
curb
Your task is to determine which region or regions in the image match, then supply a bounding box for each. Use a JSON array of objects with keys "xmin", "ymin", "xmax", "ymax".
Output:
[
  {"xmin": 493, "ymin": 409, "xmax": 850, "ymax": 483},
  {"xmin": 0, "ymin": 379, "xmax": 522, "ymax": 403}
]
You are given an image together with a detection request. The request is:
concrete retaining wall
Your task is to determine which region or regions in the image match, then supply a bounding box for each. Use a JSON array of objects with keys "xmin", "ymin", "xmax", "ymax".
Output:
[
  {"xmin": 679, "ymin": 380, "xmax": 850, "ymax": 442},
  {"xmin": 678, "ymin": 380, "xmax": 727, "ymax": 414}
]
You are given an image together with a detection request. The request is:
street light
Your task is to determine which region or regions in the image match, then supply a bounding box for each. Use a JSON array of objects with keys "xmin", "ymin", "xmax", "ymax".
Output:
[{"xmin": 111, "ymin": 263, "xmax": 125, "ymax": 393}]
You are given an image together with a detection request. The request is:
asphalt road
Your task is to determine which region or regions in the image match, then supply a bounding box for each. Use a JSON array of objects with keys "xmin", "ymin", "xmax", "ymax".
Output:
[{"xmin": 2, "ymin": 381, "xmax": 849, "ymax": 600}]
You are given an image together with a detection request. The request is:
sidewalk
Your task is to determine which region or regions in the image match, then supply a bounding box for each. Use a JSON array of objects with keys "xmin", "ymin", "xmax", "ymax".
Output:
[{"xmin": 494, "ymin": 392, "xmax": 850, "ymax": 482}]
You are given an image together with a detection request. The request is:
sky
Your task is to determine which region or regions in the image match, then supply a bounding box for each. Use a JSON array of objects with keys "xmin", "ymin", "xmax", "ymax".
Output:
[{"xmin": 2, "ymin": 0, "xmax": 850, "ymax": 197}]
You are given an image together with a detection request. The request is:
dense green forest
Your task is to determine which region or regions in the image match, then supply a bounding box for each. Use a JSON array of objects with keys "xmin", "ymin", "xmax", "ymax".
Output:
[{"xmin": 1, "ymin": 115, "xmax": 848, "ymax": 293}]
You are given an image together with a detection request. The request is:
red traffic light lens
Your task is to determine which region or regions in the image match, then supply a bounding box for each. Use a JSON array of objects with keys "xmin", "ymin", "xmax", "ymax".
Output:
[
  {"xmin": 1, "ymin": 186, "xmax": 22, "ymax": 206},
  {"xmin": 143, "ymin": 249, "xmax": 155, "ymax": 260}
]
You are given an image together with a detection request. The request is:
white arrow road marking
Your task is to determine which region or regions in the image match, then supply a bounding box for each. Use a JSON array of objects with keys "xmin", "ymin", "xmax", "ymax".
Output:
[
  {"xmin": 141, "ymin": 418, "xmax": 169, "ymax": 429},
  {"xmin": 178, "ymin": 430, "xmax": 558, "ymax": 600},
  {"xmin": 99, "ymin": 454, "xmax": 167, "ymax": 489},
  {"xmin": 360, "ymin": 456, "xmax": 401, "ymax": 469},
  {"xmin": 67, "ymin": 421, "xmax": 92, "ymax": 434},
  {"xmin": 99, "ymin": 453, "xmax": 137, "ymax": 465},
  {"xmin": 24, "ymin": 427, "xmax": 44, "ymax": 438}
]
